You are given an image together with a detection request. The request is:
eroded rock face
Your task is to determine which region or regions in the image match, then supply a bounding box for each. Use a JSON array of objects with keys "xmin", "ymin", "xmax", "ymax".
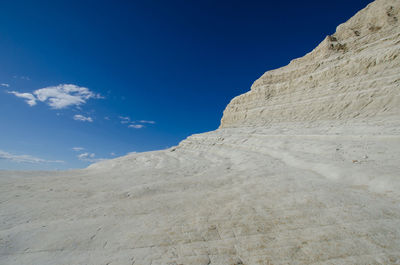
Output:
[
  {"xmin": 2, "ymin": 1, "xmax": 400, "ymax": 265},
  {"xmin": 220, "ymin": 0, "xmax": 400, "ymax": 128}
]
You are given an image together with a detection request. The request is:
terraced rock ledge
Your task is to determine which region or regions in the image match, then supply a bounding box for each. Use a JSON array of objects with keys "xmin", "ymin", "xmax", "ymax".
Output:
[{"xmin": 1, "ymin": 0, "xmax": 400, "ymax": 264}]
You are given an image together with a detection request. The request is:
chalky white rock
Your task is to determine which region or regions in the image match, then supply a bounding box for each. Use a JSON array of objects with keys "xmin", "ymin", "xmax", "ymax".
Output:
[{"xmin": 1, "ymin": 0, "xmax": 400, "ymax": 264}]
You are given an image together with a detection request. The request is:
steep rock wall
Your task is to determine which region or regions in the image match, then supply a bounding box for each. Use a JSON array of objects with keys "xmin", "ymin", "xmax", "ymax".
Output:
[{"xmin": 220, "ymin": 0, "xmax": 400, "ymax": 128}]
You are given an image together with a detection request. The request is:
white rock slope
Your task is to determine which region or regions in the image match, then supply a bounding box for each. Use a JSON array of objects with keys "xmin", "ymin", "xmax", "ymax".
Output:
[
  {"xmin": 220, "ymin": 0, "xmax": 400, "ymax": 127},
  {"xmin": 1, "ymin": 0, "xmax": 400, "ymax": 264}
]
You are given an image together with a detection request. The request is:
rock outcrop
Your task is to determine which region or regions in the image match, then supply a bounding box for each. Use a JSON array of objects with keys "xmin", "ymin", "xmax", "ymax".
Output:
[
  {"xmin": 220, "ymin": 0, "xmax": 400, "ymax": 127},
  {"xmin": 1, "ymin": 1, "xmax": 400, "ymax": 265}
]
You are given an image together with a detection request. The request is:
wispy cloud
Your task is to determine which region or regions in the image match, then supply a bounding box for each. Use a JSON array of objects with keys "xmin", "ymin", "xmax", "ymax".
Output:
[
  {"xmin": 72, "ymin": 147, "xmax": 84, "ymax": 152},
  {"xmin": 13, "ymin": 75, "xmax": 30, "ymax": 81},
  {"xmin": 138, "ymin": 120, "xmax": 155, "ymax": 124},
  {"xmin": 77, "ymin": 152, "xmax": 105, "ymax": 163},
  {"xmin": 0, "ymin": 150, "xmax": 63, "ymax": 163},
  {"xmin": 77, "ymin": 152, "xmax": 95, "ymax": 160},
  {"xmin": 128, "ymin": 124, "xmax": 144, "ymax": 129},
  {"xmin": 8, "ymin": 84, "xmax": 102, "ymax": 109},
  {"xmin": 73, "ymin": 114, "xmax": 93, "ymax": 122},
  {"xmin": 119, "ymin": 116, "xmax": 130, "ymax": 124},
  {"xmin": 119, "ymin": 116, "xmax": 155, "ymax": 129},
  {"xmin": 1, "ymin": 83, "xmax": 9, "ymax": 87},
  {"xmin": 8, "ymin": 91, "xmax": 37, "ymax": 106}
]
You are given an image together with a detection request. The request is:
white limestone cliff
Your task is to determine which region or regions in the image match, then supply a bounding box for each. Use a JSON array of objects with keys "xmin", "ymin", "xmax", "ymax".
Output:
[
  {"xmin": 220, "ymin": 0, "xmax": 400, "ymax": 127},
  {"xmin": 1, "ymin": 1, "xmax": 400, "ymax": 264}
]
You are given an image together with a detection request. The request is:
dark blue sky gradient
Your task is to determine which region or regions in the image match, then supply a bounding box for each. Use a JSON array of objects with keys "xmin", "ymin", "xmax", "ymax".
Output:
[{"xmin": 0, "ymin": 0, "xmax": 373, "ymax": 169}]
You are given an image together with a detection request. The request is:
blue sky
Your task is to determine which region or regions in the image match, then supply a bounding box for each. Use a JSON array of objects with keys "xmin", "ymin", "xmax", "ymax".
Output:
[{"xmin": 0, "ymin": 0, "xmax": 372, "ymax": 170}]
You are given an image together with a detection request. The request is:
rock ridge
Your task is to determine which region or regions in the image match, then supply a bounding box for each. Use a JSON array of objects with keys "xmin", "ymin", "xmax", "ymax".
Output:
[{"xmin": 220, "ymin": 0, "xmax": 400, "ymax": 128}]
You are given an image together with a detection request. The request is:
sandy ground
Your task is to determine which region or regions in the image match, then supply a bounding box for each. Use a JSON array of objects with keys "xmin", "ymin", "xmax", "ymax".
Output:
[{"xmin": 1, "ymin": 118, "xmax": 400, "ymax": 265}]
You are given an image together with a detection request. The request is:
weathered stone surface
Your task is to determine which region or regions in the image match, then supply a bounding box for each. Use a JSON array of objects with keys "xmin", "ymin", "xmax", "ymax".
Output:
[
  {"xmin": 1, "ymin": 1, "xmax": 400, "ymax": 264},
  {"xmin": 220, "ymin": 0, "xmax": 400, "ymax": 127}
]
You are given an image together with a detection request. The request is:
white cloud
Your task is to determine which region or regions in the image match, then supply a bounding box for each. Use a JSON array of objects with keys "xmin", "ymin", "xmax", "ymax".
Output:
[
  {"xmin": 119, "ymin": 116, "xmax": 154, "ymax": 128},
  {"xmin": 73, "ymin": 114, "xmax": 93, "ymax": 122},
  {"xmin": 13, "ymin": 75, "xmax": 30, "ymax": 80},
  {"xmin": 0, "ymin": 150, "xmax": 63, "ymax": 163},
  {"xmin": 8, "ymin": 91, "xmax": 37, "ymax": 106},
  {"xmin": 77, "ymin": 152, "xmax": 105, "ymax": 163},
  {"xmin": 1, "ymin": 83, "xmax": 9, "ymax": 87},
  {"xmin": 138, "ymin": 120, "xmax": 155, "ymax": 124},
  {"xmin": 72, "ymin": 147, "xmax": 84, "ymax": 152},
  {"xmin": 34, "ymin": 84, "xmax": 102, "ymax": 109},
  {"xmin": 119, "ymin": 116, "xmax": 130, "ymax": 124},
  {"xmin": 110, "ymin": 152, "xmax": 116, "ymax": 156},
  {"xmin": 128, "ymin": 124, "xmax": 144, "ymax": 129},
  {"xmin": 78, "ymin": 152, "xmax": 95, "ymax": 159},
  {"xmin": 9, "ymin": 84, "xmax": 102, "ymax": 109}
]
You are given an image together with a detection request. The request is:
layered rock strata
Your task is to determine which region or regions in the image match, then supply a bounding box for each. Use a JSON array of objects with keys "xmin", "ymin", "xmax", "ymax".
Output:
[
  {"xmin": 1, "ymin": 1, "xmax": 400, "ymax": 264},
  {"xmin": 220, "ymin": 0, "xmax": 400, "ymax": 127}
]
